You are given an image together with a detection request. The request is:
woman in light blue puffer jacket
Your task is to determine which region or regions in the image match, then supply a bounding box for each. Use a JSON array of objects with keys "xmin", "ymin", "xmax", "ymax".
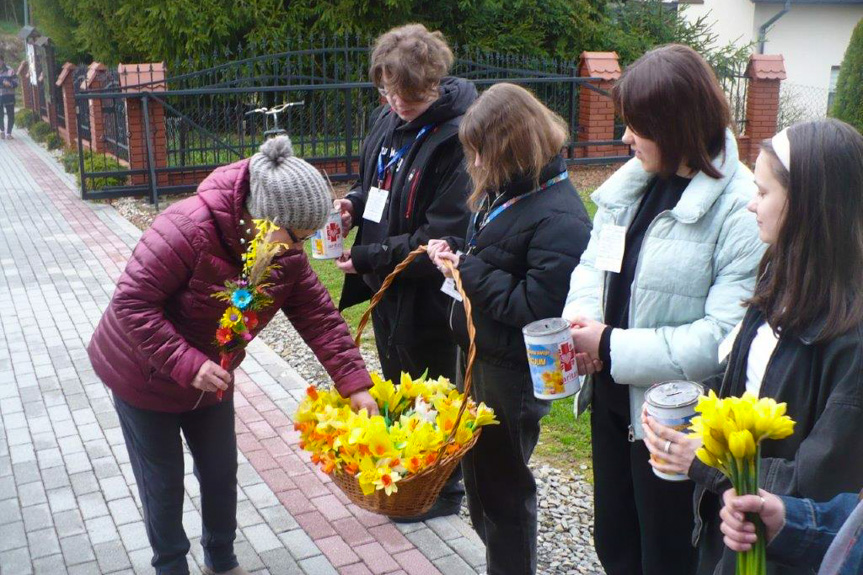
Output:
[{"xmin": 562, "ymin": 45, "xmax": 765, "ymax": 575}]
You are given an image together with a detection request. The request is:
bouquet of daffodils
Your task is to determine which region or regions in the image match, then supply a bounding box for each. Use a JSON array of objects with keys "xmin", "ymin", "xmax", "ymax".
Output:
[
  {"xmin": 295, "ymin": 372, "xmax": 498, "ymax": 496},
  {"xmin": 690, "ymin": 391, "xmax": 795, "ymax": 575}
]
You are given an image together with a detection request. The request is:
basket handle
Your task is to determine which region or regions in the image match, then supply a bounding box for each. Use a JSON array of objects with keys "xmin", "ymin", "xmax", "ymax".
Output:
[{"xmin": 354, "ymin": 245, "xmax": 478, "ymax": 469}]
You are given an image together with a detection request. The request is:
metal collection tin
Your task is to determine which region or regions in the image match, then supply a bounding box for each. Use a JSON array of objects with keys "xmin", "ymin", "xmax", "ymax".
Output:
[
  {"xmin": 523, "ymin": 318, "xmax": 580, "ymax": 400},
  {"xmin": 644, "ymin": 380, "xmax": 704, "ymax": 482},
  {"xmin": 311, "ymin": 210, "xmax": 343, "ymax": 260}
]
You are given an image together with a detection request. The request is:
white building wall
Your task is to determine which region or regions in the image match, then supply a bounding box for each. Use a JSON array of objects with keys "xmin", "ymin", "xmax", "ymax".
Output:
[{"xmin": 681, "ymin": 2, "xmax": 862, "ymax": 89}]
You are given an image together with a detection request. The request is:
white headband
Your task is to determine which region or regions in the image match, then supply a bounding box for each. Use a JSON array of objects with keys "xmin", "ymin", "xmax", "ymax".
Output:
[{"xmin": 771, "ymin": 128, "xmax": 791, "ymax": 172}]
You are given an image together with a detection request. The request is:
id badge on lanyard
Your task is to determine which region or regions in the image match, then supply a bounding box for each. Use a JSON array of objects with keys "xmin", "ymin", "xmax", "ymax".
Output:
[{"xmin": 363, "ymin": 125, "xmax": 434, "ymax": 224}]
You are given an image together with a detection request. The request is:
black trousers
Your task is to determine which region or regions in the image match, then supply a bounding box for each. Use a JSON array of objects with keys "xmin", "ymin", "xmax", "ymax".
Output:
[
  {"xmin": 1, "ymin": 98, "xmax": 13, "ymax": 134},
  {"xmin": 458, "ymin": 353, "xmax": 551, "ymax": 575},
  {"xmin": 591, "ymin": 379, "xmax": 698, "ymax": 575},
  {"xmin": 114, "ymin": 394, "xmax": 239, "ymax": 575}
]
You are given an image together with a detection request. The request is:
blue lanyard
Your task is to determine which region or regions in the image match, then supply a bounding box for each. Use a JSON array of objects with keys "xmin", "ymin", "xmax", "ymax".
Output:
[
  {"xmin": 468, "ymin": 171, "xmax": 569, "ymax": 249},
  {"xmin": 377, "ymin": 124, "xmax": 435, "ymax": 184}
]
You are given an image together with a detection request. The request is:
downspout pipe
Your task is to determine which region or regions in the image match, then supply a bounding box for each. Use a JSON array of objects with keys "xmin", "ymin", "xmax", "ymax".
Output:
[{"xmin": 758, "ymin": 0, "xmax": 792, "ymax": 53}]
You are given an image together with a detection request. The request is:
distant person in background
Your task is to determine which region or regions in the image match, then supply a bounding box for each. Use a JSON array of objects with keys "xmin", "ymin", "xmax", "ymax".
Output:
[{"xmin": 0, "ymin": 52, "xmax": 18, "ymax": 140}]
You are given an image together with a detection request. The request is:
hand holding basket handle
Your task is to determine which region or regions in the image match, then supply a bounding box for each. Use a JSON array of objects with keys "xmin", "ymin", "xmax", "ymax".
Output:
[{"xmin": 354, "ymin": 245, "xmax": 478, "ymax": 467}]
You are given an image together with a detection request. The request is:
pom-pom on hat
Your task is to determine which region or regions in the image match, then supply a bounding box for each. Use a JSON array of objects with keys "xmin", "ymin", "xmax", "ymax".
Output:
[{"xmin": 247, "ymin": 136, "xmax": 332, "ymax": 231}]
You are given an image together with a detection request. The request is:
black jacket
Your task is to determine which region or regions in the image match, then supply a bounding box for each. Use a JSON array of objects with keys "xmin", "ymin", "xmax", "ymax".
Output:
[
  {"xmin": 691, "ymin": 304, "xmax": 863, "ymax": 575},
  {"xmin": 339, "ymin": 77, "xmax": 477, "ymax": 347},
  {"xmin": 446, "ymin": 155, "xmax": 592, "ymax": 370}
]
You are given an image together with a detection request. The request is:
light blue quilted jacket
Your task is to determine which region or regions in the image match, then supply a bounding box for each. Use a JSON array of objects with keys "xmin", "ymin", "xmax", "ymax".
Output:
[{"xmin": 563, "ymin": 130, "xmax": 765, "ymax": 439}]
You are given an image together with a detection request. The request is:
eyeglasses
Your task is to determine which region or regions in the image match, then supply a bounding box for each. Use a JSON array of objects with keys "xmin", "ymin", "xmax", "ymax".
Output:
[{"xmin": 287, "ymin": 229, "xmax": 314, "ymax": 244}]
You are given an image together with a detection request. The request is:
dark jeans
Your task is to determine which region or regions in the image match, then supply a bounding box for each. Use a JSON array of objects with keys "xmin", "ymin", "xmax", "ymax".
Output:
[
  {"xmin": 372, "ymin": 312, "xmax": 464, "ymax": 503},
  {"xmin": 114, "ymin": 394, "xmax": 239, "ymax": 575},
  {"xmin": 458, "ymin": 353, "xmax": 551, "ymax": 575},
  {"xmin": 591, "ymin": 379, "xmax": 698, "ymax": 575},
  {"xmin": 1, "ymin": 98, "xmax": 13, "ymax": 134}
]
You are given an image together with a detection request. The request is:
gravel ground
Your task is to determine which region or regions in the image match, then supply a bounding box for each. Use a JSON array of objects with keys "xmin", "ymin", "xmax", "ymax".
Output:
[{"xmin": 106, "ymin": 168, "xmax": 611, "ymax": 575}]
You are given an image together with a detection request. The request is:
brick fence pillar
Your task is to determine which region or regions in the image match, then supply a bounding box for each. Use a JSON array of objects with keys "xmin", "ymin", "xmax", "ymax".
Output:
[
  {"xmin": 118, "ymin": 63, "xmax": 168, "ymax": 188},
  {"xmin": 85, "ymin": 62, "xmax": 107, "ymax": 153},
  {"xmin": 16, "ymin": 61, "xmax": 33, "ymax": 110},
  {"xmin": 741, "ymin": 54, "xmax": 786, "ymax": 166},
  {"xmin": 56, "ymin": 62, "xmax": 78, "ymax": 147},
  {"xmin": 577, "ymin": 52, "xmax": 626, "ymax": 158}
]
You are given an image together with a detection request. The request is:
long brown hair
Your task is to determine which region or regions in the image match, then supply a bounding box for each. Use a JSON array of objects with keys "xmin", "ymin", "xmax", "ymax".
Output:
[
  {"xmin": 749, "ymin": 119, "xmax": 863, "ymax": 342},
  {"xmin": 459, "ymin": 83, "xmax": 568, "ymax": 211},
  {"xmin": 613, "ymin": 44, "xmax": 731, "ymax": 179}
]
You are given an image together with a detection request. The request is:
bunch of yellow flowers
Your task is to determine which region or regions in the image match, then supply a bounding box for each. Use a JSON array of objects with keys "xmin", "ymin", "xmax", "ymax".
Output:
[
  {"xmin": 689, "ymin": 391, "xmax": 795, "ymax": 575},
  {"xmin": 295, "ymin": 372, "xmax": 498, "ymax": 496}
]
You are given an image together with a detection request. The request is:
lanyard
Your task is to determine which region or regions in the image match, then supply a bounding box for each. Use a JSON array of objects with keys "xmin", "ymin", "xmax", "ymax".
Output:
[
  {"xmin": 468, "ymin": 171, "xmax": 569, "ymax": 249},
  {"xmin": 377, "ymin": 124, "xmax": 434, "ymax": 184}
]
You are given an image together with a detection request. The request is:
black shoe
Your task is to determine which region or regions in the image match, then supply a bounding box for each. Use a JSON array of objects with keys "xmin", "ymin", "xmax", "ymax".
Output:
[{"xmin": 389, "ymin": 495, "xmax": 463, "ymax": 523}]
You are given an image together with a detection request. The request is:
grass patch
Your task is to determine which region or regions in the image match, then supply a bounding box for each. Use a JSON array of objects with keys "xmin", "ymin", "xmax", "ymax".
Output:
[
  {"xmin": 302, "ymin": 229, "xmax": 370, "ymax": 337},
  {"xmin": 0, "ymin": 19, "xmax": 19, "ymax": 36}
]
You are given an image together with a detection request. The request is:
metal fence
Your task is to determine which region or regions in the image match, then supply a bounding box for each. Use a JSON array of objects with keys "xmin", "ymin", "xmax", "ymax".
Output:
[
  {"xmin": 75, "ymin": 67, "xmax": 91, "ymax": 142},
  {"xmin": 778, "ymin": 83, "xmax": 830, "ymax": 130},
  {"xmin": 75, "ymin": 38, "xmax": 632, "ymax": 201},
  {"xmin": 721, "ymin": 73, "xmax": 749, "ymax": 134}
]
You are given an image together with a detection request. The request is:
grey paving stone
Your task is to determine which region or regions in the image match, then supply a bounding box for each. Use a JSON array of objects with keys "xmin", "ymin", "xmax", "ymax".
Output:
[
  {"xmin": 0, "ymin": 497, "xmax": 22, "ymax": 524},
  {"xmin": 18, "ymin": 480, "xmax": 47, "ymax": 506},
  {"xmin": 51, "ymin": 419, "xmax": 78, "ymax": 439},
  {"xmin": 72, "ymin": 408, "xmax": 97, "ymax": 426},
  {"xmin": 0, "ymin": 456, "xmax": 12, "ymax": 478},
  {"xmin": 27, "ymin": 527, "xmax": 61, "ymax": 559},
  {"xmin": 60, "ymin": 533, "xmax": 97, "ymax": 566},
  {"xmin": 22, "ymin": 503, "xmax": 53, "ymax": 532},
  {"xmin": 54, "ymin": 510, "xmax": 86, "ymax": 538},
  {"xmin": 243, "ymin": 523, "xmax": 283, "ymax": 554},
  {"xmin": 36, "ymin": 448, "xmax": 64, "ymax": 470},
  {"xmin": 98, "ymin": 475, "xmax": 130, "ymax": 501},
  {"xmin": 41, "ymin": 466, "xmax": 70, "ymax": 490},
  {"xmin": 259, "ymin": 504, "xmax": 299, "ymax": 534},
  {"xmin": 104, "ymin": 428, "xmax": 126, "ymax": 448},
  {"xmin": 434, "ymin": 553, "xmax": 475, "ymax": 575},
  {"xmin": 234, "ymin": 540, "xmax": 266, "ymax": 573},
  {"xmin": 26, "ymin": 417, "xmax": 52, "ymax": 436},
  {"xmin": 128, "ymin": 548, "xmax": 153, "ymax": 573},
  {"xmin": 298, "ymin": 554, "xmax": 337, "ymax": 575},
  {"xmin": 9, "ymin": 444, "xmax": 35, "ymax": 465},
  {"xmin": 3, "ymin": 412, "xmax": 27, "ymax": 430},
  {"xmin": 108, "ymin": 497, "xmax": 141, "ymax": 526},
  {"xmin": 279, "ymin": 529, "xmax": 320, "ymax": 560},
  {"xmin": 0, "ymin": 545, "xmax": 32, "ymax": 575},
  {"xmin": 182, "ymin": 509, "xmax": 203, "ymax": 540},
  {"xmin": 448, "ymin": 536, "xmax": 487, "ymax": 569},
  {"xmin": 77, "ymin": 424, "xmax": 103, "ymax": 443},
  {"xmin": 82, "ymin": 438, "xmax": 113, "ymax": 459},
  {"xmin": 47, "ymin": 486, "xmax": 76, "ymax": 513},
  {"xmin": 237, "ymin": 500, "xmax": 265, "ymax": 528},
  {"xmin": 32, "ymin": 552, "xmax": 68, "ymax": 575},
  {"xmin": 92, "ymin": 456, "xmax": 121, "ymax": 479},
  {"xmin": 118, "ymin": 521, "xmax": 150, "ymax": 552},
  {"xmin": 69, "ymin": 471, "xmax": 100, "ymax": 497},
  {"xmin": 86, "ymin": 514, "xmax": 121, "ymax": 545},
  {"xmin": 64, "ymin": 394, "xmax": 90, "ymax": 413},
  {"xmin": 6, "ymin": 427, "xmax": 31, "ymax": 447},
  {"xmin": 243, "ymin": 482, "xmax": 280, "ymax": 509},
  {"xmin": 0, "ymin": 521, "xmax": 27, "ymax": 551},
  {"xmin": 426, "ymin": 516, "xmax": 462, "ymax": 541},
  {"xmin": 66, "ymin": 560, "xmax": 101, "ymax": 574},
  {"xmin": 31, "ymin": 432, "xmax": 58, "ymax": 451},
  {"xmin": 58, "ymin": 435, "xmax": 85, "ymax": 456},
  {"xmin": 64, "ymin": 452, "xmax": 93, "ymax": 475},
  {"xmin": 259, "ymin": 547, "xmax": 300, "ymax": 574},
  {"xmin": 78, "ymin": 491, "xmax": 110, "ymax": 520},
  {"xmin": 93, "ymin": 540, "xmax": 131, "ymax": 572},
  {"xmin": 405, "ymin": 527, "xmax": 453, "ymax": 560}
]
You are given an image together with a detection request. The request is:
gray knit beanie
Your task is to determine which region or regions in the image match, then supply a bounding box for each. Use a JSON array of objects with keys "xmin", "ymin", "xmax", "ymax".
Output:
[{"xmin": 247, "ymin": 136, "xmax": 332, "ymax": 231}]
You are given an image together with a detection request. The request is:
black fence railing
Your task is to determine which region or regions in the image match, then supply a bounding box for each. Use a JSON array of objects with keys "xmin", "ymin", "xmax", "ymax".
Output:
[
  {"xmin": 74, "ymin": 39, "xmax": 635, "ymax": 201},
  {"xmin": 75, "ymin": 67, "xmax": 91, "ymax": 142},
  {"xmin": 721, "ymin": 73, "xmax": 749, "ymax": 134}
]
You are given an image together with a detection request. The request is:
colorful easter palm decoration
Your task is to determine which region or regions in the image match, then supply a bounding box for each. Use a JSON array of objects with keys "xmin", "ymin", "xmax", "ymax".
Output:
[
  {"xmin": 689, "ymin": 391, "xmax": 795, "ymax": 575},
  {"xmin": 212, "ymin": 219, "xmax": 285, "ymax": 399},
  {"xmin": 295, "ymin": 372, "xmax": 498, "ymax": 496}
]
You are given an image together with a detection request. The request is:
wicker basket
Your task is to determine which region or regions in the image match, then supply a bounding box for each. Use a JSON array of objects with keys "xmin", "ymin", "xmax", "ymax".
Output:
[{"xmin": 331, "ymin": 245, "xmax": 482, "ymax": 517}]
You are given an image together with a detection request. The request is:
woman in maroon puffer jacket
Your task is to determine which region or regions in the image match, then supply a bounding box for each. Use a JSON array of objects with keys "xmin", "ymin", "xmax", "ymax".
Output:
[{"xmin": 88, "ymin": 136, "xmax": 375, "ymax": 575}]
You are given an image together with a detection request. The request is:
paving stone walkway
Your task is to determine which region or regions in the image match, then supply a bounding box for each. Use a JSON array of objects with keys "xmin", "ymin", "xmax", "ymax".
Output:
[{"xmin": 0, "ymin": 131, "xmax": 487, "ymax": 575}]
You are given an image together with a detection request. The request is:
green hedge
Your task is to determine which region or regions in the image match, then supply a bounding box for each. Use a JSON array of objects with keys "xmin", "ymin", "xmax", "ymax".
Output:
[
  {"xmin": 29, "ymin": 121, "xmax": 53, "ymax": 143},
  {"xmin": 831, "ymin": 19, "xmax": 863, "ymax": 133},
  {"xmin": 15, "ymin": 109, "xmax": 39, "ymax": 129}
]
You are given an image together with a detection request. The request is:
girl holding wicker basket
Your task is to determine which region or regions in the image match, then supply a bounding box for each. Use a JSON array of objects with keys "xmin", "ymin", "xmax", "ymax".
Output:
[{"xmin": 428, "ymin": 83, "xmax": 592, "ymax": 575}]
